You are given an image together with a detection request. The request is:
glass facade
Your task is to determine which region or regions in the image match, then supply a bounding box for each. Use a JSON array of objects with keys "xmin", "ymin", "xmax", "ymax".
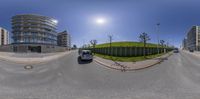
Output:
[{"xmin": 12, "ymin": 14, "xmax": 57, "ymax": 45}]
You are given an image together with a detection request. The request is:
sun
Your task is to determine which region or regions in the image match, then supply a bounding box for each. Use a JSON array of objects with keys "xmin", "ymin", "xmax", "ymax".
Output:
[
  {"xmin": 52, "ymin": 19, "xmax": 58, "ymax": 24},
  {"xmin": 96, "ymin": 18, "xmax": 106, "ymax": 25}
]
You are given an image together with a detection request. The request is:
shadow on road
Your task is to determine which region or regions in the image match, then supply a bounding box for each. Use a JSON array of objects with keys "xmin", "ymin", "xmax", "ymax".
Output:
[
  {"xmin": 77, "ymin": 56, "xmax": 92, "ymax": 64},
  {"xmin": 161, "ymin": 57, "xmax": 168, "ymax": 60}
]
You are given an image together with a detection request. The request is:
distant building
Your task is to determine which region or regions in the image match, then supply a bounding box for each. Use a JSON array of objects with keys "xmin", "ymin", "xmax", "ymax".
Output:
[
  {"xmin": 57, "ymin": 31, "xmax": 71, "ymax": 50},
  {"xmin": 186, "ymin": 26, "xmax": 200, "ymax": 51},
  {"xmin": 0, "ymin": 27, "xmax": 9, "ymax": 45},
  {"xmin": 182, "ymin": 38, "xmax": 187, "ymax": 50}
]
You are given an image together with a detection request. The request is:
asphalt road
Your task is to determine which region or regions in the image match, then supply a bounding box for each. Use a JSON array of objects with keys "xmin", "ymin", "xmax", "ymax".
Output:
[{"xmin": 0, "ymin": 50, "xmax": 200, "ymax": 99}]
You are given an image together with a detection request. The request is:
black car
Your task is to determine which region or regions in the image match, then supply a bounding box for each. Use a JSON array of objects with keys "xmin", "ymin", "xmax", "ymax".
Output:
[{"xmin": 173, "ymin": 50, "xmax": 179, "ymax": 53}]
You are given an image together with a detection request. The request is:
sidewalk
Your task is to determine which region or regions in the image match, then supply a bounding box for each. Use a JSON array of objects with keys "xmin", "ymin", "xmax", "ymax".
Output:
[
  {"xmin": 94, "ymin": 52, "xmax": 173, "ymax": 71},
  {"xmin": 182, "ymin": 50, "xmax": 200, "ymax": 58},
  {"xmin": 0, "ymin": 51, "xmax": 73, "ymax": 64}
]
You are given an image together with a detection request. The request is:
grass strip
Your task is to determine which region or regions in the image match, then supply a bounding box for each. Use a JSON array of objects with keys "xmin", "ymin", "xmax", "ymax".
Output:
[{"xmin": 95, "ymin": 53, "xmax": 166, "ymax": 62}]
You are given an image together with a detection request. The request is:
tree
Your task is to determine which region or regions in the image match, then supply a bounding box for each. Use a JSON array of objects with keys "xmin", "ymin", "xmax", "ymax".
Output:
[
  {"xmin": 87, "ymin": 44, "xmax": 91, "ymax": 48},
  {"xmin": 108, "ymin": 35, "xmax": 113, "ymax": 56},
  {"xmin": 82, "ymin": 44, "xmax": 87, "ymax": 48},
  {"xmin": 139, "ymin": 32, "xmax": 151, "ymax": 58},
  {"xmin": 160, "ymin": 40, "xmax": 165, "ymax": 47},
  {"xmin": 72, "ymin": 45, "xmax": 77, "ymax": 49},
  {"xmin": 90, "ymin": 40, "xmax": 97, "ymax": 54},
  {"xmin": 90, "ymin": 40, "xmax": 97, "ymax": 48},
  {"xmin": 160, "ymin": 40, "xmax": 165, "ymax": 53}
]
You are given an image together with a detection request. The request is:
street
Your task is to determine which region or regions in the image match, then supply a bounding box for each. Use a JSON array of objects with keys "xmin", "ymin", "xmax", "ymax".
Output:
[{"xmin": 0, "ymin": 51, "xmax": 200, "ymax": 99}]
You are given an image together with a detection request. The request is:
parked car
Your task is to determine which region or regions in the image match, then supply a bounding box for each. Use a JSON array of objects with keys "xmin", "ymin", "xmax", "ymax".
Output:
[
  {"xmin": 79, "ymin": 50, "xmax": 93, "ymax": 61},
  {"xmin": 173, "ymin": 48, "xmax": 179, "ymax": 53}
]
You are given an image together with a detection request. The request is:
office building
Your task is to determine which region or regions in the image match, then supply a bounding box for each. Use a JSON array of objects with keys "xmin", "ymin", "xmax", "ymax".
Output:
[
  {"xmin": 57, "ymin": 31, "xmax": 71, "ymax": 50},
  {"xmin": 0, "ymin": 27, "xmax": 9, "ymax": 45}
]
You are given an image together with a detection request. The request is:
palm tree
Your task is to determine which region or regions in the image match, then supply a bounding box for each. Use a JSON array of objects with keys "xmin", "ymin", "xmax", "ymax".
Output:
[{"xmin": 139, "ymin": 32, "xmax": 151, "ymax": 58}]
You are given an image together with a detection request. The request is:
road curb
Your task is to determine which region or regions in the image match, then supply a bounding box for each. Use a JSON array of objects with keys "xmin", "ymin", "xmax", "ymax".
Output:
[
  {"xmin": 94, "ymin": 59, "xmax": 123, "ymax": 71},
  {"xmin": 132, "ymin": 52, "xmax": 173, "ymax": 71},
  {"xmin": 94, "ymin": 52, "xmax": 173, "ymax": 71}
]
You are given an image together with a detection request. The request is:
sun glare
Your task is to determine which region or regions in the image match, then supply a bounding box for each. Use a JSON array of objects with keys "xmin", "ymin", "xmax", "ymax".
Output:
[{"xmin": 96, "ymin": 18, "xmax": 106, "ymax": 24}]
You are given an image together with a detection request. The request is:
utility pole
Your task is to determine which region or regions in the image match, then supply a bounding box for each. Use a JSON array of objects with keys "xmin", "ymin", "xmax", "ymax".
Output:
[{"xmin": 156, "ymin": 23, "xmax": 160, "ymax": 54}]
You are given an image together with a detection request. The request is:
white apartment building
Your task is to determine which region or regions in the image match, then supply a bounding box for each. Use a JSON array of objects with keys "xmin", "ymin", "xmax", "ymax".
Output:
[{"xmin": 0, "ymin": 27, "xmax": 9, "ymax": 45}]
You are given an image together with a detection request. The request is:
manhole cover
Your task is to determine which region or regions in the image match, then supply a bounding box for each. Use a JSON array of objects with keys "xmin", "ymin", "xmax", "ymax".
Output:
[{"xmin": 24, "ymin": 65, "xmax": 33, "ymax": 70}]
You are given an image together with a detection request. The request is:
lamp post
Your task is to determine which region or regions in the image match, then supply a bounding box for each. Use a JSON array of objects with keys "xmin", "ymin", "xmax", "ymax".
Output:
[
  {"xmin": 108, "ymin": 35, "xmax": 113, "ymax": 56},
  {"xmin": 156, "ymin": 23, "xmax": 160, "ymax": 54}
]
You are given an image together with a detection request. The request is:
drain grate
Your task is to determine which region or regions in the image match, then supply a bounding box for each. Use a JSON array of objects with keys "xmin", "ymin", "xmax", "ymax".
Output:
[{"xmin": 24, "ymin": 65, "xmax": 33, "ymax": 70}]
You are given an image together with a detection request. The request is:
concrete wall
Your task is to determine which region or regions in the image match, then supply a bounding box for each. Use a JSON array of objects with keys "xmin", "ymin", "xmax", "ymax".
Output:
[
  {"xmin": 41, "ymin": 45, "xmax": 66, "ymax": 53},
  {"xmin": 83, "ymin": 47, "xmax": 173, "ymax": 57},
  {"xmin": 0, "ymin": 44, "xmax": 13, "ymax": 52},
  {"xmin": 0, "ymin": 44, "xmax": 67, "ymax": 53}
]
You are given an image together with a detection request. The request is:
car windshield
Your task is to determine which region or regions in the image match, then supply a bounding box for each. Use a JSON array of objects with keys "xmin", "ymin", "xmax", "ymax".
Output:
[
  {"xmin": 0, "ymin": 0, "xmax": 200, "ymax": 99},
  {"xmin": 83, "ymin": 51, "xmax": 91, "ymax": 55}
]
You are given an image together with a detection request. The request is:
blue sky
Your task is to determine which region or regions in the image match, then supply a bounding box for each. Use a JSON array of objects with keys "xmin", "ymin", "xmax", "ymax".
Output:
[{"xmin": 0, "ymin": 0, "xmax": 200, "ymax": 47}]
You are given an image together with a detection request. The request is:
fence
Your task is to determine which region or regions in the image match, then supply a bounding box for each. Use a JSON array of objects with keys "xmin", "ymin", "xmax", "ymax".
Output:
[{"xmin": 83, "ymin": 47, "xmax": 173, "ymax": 57}]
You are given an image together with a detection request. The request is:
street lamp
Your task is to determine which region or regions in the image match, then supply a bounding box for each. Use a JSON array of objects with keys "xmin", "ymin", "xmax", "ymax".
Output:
[
  {"xmin": 108, "ymin": 35, "xmax": 113, "ymax": 56},
  {"xmin": 156, "ymin": 23, "xmax": 160, "ymax": 54}
]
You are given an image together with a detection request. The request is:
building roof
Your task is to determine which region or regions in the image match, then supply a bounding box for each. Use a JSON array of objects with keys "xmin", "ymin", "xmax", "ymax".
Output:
[
  {"xmin": 0, "ymin": 27, "xmax": 9, "ymax": 31},
  {"xmin": 58, "ymin": 30, "xmax": 70, "ymax": 35}
]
